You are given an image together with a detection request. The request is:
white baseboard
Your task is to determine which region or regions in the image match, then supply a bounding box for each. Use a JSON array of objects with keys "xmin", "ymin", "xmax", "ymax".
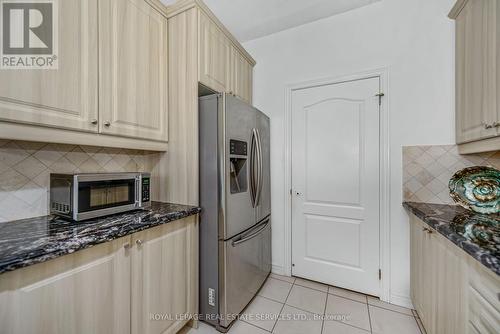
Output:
[
  {"xmin": 271, "ymin": 264, "xmax": 285, "ymax": 276},
  {"xmin": 390, "ymin": 293, "xmax": 414, "ymax": 309}
]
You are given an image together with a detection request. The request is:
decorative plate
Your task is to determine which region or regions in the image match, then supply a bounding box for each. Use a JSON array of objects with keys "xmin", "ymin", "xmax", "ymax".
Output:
[
  {"xmin": 450, "ymin": 214, "xmax": 500, "ymax": 257},
  {"xmin": 449, "ymin": 166, "xmax": 500, "ymax": 214}
]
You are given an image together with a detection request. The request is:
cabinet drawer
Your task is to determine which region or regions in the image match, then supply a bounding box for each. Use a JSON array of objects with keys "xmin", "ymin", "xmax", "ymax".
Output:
[
  {"xmin": 468, "ymin": 261, "xmax": 500, "ymax": 313},
  {"xmin": 468, "ymin": 286, "xmax": 500, "ymax": 333}
]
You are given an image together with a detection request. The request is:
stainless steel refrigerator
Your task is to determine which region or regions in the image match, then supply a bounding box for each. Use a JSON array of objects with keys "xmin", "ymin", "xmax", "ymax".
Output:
[{"xmin": 199, "ymin": 93, "xmax": 271, "ymax": 332}]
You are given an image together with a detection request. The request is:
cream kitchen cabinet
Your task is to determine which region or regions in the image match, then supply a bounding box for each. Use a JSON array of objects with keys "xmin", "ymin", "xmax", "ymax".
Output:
[
  {"xmin": 194, "ymin": 2, "xmax": 255, "ymax": 101},
  {"xmin": 450, "ymin": 0, "xmax": 500, "ymax": 153},
  {"xmin": 231, "ymin": 47, "xmax": 254, "ymax": 104},
  {"xmin": 0, "ymin": 216, "xmax": 199, "ymax": 334},
  {"xmin": 0, "ymin": 0, "xmax": 169, "ymax": 150},
  {"xmin": 99, "ymin": 0, "xmax": 169, "ymax": 142},
  {"xmin": 131, "ymin": 216, "xmax": 198, "ymax": 334},
  {"xmin": 0, "ymin": 236, "xmax": 132, "ymax": 334},
  {"xmin": 0, "ymin": 0, "xmax": 99, "ymax": 133},
  {"xmin": 409, "ymin": 214, "xmax": 500, "ymax": 334},
  {"xmin": 164, "ymin": 0, "xmax": 255, "ymax": 204},
  {"xmin": 198, "ymin": 11, "xmax": 232, "ymax": 94}
]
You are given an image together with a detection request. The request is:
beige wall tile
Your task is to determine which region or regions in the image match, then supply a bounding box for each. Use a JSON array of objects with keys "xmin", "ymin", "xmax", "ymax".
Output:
[
  {"xmin": 0, "ymin": 140, "xmax": 162, "ymax": 221},
  {"xmin": 403, "ymin": 145, "xmax": 500, "ymax": 205}
]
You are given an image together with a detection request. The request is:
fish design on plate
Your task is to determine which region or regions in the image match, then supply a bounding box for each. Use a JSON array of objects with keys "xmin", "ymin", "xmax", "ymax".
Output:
[{"xmin": 449, "ymin": 166, "xmax": 500, "ymax": 214}]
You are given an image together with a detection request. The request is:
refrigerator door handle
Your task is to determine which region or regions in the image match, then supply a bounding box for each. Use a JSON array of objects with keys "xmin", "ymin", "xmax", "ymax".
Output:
[
  {"xmin": 250, "ymin": 128, "xmax": 258, "ymax": 208},
  {"xmin": 255, "ymin": 128, "xmax": 263, "ymax": 206},
  {"xmin": 231, "ymin": 219, "xmax": 270, "ymax": 246}
]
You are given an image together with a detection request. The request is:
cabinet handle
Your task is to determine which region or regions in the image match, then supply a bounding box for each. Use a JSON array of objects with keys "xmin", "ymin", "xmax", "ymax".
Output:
[
  {"xmin": 124, "ymin": 243, "xmax": 131, "ymax": 250},
  {"xmin": 136, "ymin": 239, "xmax": 143, "ymax": 246},
  {"xmin": 493, "ymin": 122, "xmax": 500, "ymax": 128},
  {"xmin": 423, "ymin": 227, "xmax": 433, "ymax": 234},
  {"xmin": 91, "ymin": 119, "xmax": 98, "ymax": 125},
  {"xmin": 104, "ymin": 121, "xmax": 111, "ymax": 127},
  {"xmin": 484, "ymin": 123, "xmax": 493, "ymax": 129}
]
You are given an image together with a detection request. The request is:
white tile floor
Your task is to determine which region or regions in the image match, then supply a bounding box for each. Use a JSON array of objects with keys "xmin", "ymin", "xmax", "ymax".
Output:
[{"xmin": 180, "ymin": 274, "xmax": 424, "ymax": 334}]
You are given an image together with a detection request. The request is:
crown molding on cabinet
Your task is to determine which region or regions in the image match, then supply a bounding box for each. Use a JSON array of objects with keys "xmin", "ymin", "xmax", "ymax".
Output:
[
  {"xmin": 0, "ymin": 122, "xmax": 169, "ymax": 151},
  {"xmin": 145, "ymin": 0, "xmax": 169, "ymax": 17},
  {"xmin": 165, "ymin": 0, "xmax": 256, "ymax": 66},
  {"xmin": 448, "ymin": 0, "xmax": 468, "ymax": 19}
]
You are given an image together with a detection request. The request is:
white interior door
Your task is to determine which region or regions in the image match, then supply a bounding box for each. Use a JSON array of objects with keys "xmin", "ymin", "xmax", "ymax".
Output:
[{"xmin": 291, "ymin": 76, "xmax": 380, "ymax": 296}]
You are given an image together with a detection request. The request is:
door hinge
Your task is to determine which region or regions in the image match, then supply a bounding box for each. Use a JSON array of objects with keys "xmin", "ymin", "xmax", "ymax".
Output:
[
  {"xmin": 375, "ymin": 92, "xmax": 385, "ymax": 106},
  {"xmin": 379, "ymin": 269, "xmax": 382, "ymax": 280},
  {"xmin": 290, "ymin": 188, "xmax": 292, "ymax": 196}
]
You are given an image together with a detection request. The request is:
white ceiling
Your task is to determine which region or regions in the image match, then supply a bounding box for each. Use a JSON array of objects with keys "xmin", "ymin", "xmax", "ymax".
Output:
[{"xmin": 161, "ymin": 0, "xmax": 381, "ymax": 42}]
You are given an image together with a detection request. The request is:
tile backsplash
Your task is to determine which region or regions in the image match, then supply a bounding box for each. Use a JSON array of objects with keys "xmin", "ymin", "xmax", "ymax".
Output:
[
  {"xmin": 403, "ymin": 145, "xmax": 500, "ymax": 205},
  {"xmin": 0, "ymin": 139, "xmax": 161, "ymax": 222}
]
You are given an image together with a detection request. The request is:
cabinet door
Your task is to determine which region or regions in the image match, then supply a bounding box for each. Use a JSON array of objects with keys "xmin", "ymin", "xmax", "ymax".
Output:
[
  {"xmin": 421, "ymin": 227, "xmax": 437, "ymax": 332},
  {"xmin": 0, "ymin": 0, "xmax": 98, "ymax": 132},
  {"xmin": 0, "ymin": 237, "xmax": 131, "ymax": 334},
  {"xmin": 433, "ymin": 232, "xmax": 467, "ymax": 334},
  {"xmin": 495, "ymin": 0, "xmax": 500, "ymax": 135},
  {"xmin": 233, "ymin": 50, "xmax": 253, "ymax": 104},
  {"xmin": 131, "ymin": 216, "xmax": 198, "ymax": 334},
  {"xmin": 99, "ymin": 0, "xmax": 168, "ymax": 142},
  {"xmin": 455, "ymin": 0, "xmax": 497, "ymax": 143},
  {"xmin": 198, "ymin": 11, "xmax": 231, "ymax": 93},
  {"xmin": 410, "ymin": 216, "xmax": 424, "ymax": 315}
]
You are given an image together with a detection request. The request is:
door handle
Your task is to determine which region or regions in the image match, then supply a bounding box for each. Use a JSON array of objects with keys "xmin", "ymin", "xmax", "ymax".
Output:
[
  {"xmin": 232, "ymin": 220, "xmax": 269, "ymax": 246},
  {"xmin": 250, "ymin": 129, "xmax": 258, "ymax": 208},
  {"xmin": 255, "ymin": 129, "xmax": 263, "ymax": 206}
]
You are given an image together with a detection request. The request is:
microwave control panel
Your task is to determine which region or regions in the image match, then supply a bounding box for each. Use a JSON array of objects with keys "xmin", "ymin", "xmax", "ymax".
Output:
[{"xmin": 142, "ymin": 177, "xmax": 150, "ymax": 202}]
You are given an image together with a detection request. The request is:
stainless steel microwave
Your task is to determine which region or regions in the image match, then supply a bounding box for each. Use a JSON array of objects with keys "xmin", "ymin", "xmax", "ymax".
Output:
[{"xmin": 50, "ymin": 173, "xmax": 151, "ymax": 221}]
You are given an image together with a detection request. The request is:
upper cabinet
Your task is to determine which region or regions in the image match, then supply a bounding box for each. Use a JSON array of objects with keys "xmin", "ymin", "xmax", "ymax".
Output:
[
  {"xmin": 198, "ymin": 11, "xmax": 232, "ymax": 93},
  {"xmin": 0, "ymin": 0, "xmax": 99, "ymax": 133},
  {"xmin": 99, "ymin": 0, "xmax": 169, "ymax": 142},
  {"xmin": 450, "ymin": 0, "xmax": 500, "ymax": 153},
  {"xmin": 0, "ymin": 0, "xmax": 169, "ymax": 150},
  {"xmin": 189, "ymin": 1, "xmax": 255, "ymax": 103},
  {"xmin": 233, "ymin": 48, "xmax": 253, "ymax": 104}
]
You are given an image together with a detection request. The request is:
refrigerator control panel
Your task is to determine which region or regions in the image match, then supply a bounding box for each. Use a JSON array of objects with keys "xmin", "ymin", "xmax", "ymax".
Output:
[{"xmin": 230, "ymin": 140, "xmax": 247, "ymax": 156}]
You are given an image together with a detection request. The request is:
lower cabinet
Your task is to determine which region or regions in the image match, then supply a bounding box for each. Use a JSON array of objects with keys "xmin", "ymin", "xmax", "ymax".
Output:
[
  {"xmin": 131, "ymin": 216, "xmax": 198, "ymax": 334},
  {"xmin": 0, "ymin": 236, "xmax": 131, "ymax": 334},
  {"xmin": 409, "ymin": 214, "xmax": 500, "ymax": 334},
  {"xmin": 0, "ymin": 216, "xmax": 198, "ymax": 334}
]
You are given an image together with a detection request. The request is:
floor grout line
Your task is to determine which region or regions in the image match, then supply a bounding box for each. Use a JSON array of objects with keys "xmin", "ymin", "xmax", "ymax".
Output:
[
  {"xmin": 228, "ymin": 276, "xmax": 415, "ymax": 334},
  {"xmin": 368, "ymin": 303, "xmax": 415, "ymax": 317},
  {"xmin": 328, "ymin": 318, "xmax": 373, "ymax": 333},
  {"xmin": 367, "ymin": 301, "xmax": 374, "ymax": 334},
  {"xmin": 329, "ymin": 293, "xmax": 369, "ymax": 305},
  {"xmin": 320, "ymin": 293, "xmax": 329, "ymax": 334},
  {"xmin": 270, "ymin": 279, "xmax": 294, "ymax": 333},
  {"xmin": 269, "ymin": 274, "xmax": 296, "ymax": 284},
  {"xmin": 239, "ymin": 319, "xmax": 273, "ymax": 333}
]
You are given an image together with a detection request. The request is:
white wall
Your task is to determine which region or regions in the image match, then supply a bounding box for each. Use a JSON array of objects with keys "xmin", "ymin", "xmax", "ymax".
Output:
[{"xmin": 243, "ymin": 0, "xmax": 456, "ymax": 307}]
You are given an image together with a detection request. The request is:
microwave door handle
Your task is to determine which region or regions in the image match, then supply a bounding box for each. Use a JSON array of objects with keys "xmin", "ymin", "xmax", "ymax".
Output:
[
  {"xmin": 232, "ymin": 219, "xmax": 270, "ymax": 246},
  {"xmin": 135, "ymin": 177, "xmax": 140, "ymax": 206}
]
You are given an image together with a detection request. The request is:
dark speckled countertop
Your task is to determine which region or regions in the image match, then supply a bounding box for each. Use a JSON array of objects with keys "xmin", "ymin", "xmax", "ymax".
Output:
[
  {"xmin": 0, "ymin": 202, "xmax": 201, "ymax": 275},
  {"xmin": 404, "ymin": 202, "xmax": 499, "ymax": 276}
]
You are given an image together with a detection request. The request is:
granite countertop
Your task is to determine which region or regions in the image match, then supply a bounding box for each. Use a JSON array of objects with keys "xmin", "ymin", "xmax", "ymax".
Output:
[
  {"xmin": 0, "ymin": 202, "xmax": 201, "ymax": 275},
  {"xmin": 403, "ymin": 201, "xmax": 499, "ymax": 276}
]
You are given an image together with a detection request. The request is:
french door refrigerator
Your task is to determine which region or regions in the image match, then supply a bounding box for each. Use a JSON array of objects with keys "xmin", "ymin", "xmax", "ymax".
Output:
[{"xmin": 199, "ymin": 93, "xmax": 271, "ymax": 332}]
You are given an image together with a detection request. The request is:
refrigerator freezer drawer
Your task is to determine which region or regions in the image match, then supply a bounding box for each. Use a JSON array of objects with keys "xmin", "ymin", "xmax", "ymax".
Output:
[{"xmin": 219, "ymin": 218, "xmax": 271, "ymax": 329}]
